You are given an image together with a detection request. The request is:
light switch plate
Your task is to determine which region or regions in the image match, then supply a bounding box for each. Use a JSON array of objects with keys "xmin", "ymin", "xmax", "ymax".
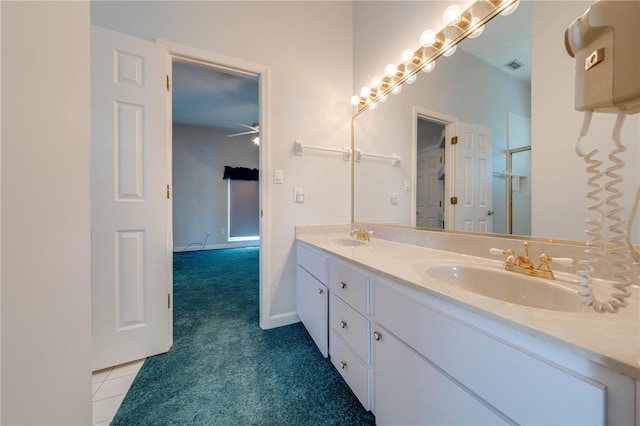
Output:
[{"xmin": 274, "ymin": 169, "xmax": 284, "ymax": 184}]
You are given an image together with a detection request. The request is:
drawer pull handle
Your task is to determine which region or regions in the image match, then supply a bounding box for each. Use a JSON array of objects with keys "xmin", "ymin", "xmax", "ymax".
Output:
[
  {"xmin": 340, "ymin": 361, "xmax": 347, "ymax": 369},
  {"xmin": 340, "ymin": 320, "xmax": 347, "ymax": 329},
  {"xmin": 373, "ymin": 331, "xmax": 381, "ymax": 341},
  {"xmin": 340, "ymin": 281, "xmax": 347, "ymax": 289},
  {"xmin": 318, "ymin": 288, "xmax": 324, "ymax": 295}
]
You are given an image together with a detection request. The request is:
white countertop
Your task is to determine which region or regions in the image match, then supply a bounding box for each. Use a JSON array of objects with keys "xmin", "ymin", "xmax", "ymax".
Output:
[{"xmin": 296, "ymin": 229, "xmax": 640, "ymax": 380}]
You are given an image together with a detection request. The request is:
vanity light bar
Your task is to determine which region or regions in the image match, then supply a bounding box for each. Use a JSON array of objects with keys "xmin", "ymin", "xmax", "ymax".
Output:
[{"xmin": 353, "ymin": 0, "xmax": 519, "ymax": 114}]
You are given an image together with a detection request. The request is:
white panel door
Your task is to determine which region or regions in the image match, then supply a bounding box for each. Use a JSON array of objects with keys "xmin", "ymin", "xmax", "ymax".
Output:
[
  {"xmin": 452, "ymin": 122, "xmax": 493, "ymax": 233},
  {"xmin": 91, "ymin": 25, "xmax": 172, "ymax": 370}
]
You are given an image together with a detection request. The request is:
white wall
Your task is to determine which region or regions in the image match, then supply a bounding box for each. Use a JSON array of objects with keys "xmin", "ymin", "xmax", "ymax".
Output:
[
  {"xmin": 92, "ymin": 1, "xmax": 353, "ymax": 325},
  {"xmin": 531, "ymin": 1, "xmax": 639, "ymax": 242},
  {"xmin": 353, "ymin": 0, "xmax": 474, "ymax": 93},
  {"xmin": 1, "ymin": 2, "xmax": 92, "ymax": 424},
  {"xmin": 173, "ymin": 124, "xmax": 259, "ymax": 250}
]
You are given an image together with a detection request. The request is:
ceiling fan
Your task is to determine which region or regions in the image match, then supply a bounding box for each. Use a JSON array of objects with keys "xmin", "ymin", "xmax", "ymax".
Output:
[{"xmin": 227, "ymin": 121, "xmax": 259, "ymax": 137}]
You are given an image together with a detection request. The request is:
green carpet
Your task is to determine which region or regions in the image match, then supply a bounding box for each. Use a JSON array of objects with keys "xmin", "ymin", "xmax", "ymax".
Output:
[{"xmin": 111, "ymin": 247, "xmax": 376, "ymax": 425}]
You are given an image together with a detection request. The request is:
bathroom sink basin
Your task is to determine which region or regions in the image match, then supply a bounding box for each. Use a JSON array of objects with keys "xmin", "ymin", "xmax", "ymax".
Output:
[
  {"xmin": 324, "ymin": 238, "xmax": 366, "ymax": 247},
  {"xmin": 425, "ymin": 264, "xmax": 588, "ymax": 313}
]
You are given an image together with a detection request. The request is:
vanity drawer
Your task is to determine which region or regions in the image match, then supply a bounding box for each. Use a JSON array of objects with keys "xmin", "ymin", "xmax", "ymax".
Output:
[
  {"xmin": 330, "ymin": 329, "xmax": 371, "ymax": 410},
  {"xmin": 330, "ymin": 293, "xmax": 370, "ymax": 364},
  {"xmin": 329, "ymin": 261, "xmax": 369, "ymax": 314},
  {"xmin": 296, "ymin": 243, "xmax": 327, "ymax": 284}
]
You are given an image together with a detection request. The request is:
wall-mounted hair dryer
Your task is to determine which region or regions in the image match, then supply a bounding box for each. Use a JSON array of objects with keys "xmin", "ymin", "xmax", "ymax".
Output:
[
  {"xmin": 565, "ymin": 0, "xmax": 639, "ymax": 313},
  {"xmin": 564, "ymin": 0, "xmax": 640, "ymax": 114}
]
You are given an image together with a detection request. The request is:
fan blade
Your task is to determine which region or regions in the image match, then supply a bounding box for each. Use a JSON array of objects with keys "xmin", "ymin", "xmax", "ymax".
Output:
[
  {"xmin": 229, "ymin": 120, "xmax": 258, "ymax": 131},
  {"xmin": 227, "ymin": 130, "xmax": 258, "ymax": 137}
]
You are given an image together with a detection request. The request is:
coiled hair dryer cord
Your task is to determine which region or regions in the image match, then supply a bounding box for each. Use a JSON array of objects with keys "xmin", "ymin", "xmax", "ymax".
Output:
[{"xmin": 575, "ymin": 111, "xmax": 633, "ymax": 313}]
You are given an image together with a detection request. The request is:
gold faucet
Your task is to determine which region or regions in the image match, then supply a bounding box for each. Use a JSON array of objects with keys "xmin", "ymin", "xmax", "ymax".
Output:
[
  {"xmin": 490, "ymin": 241, "xmax": 575, "ymax": 280},
  {"xmin": 350, "ymin": 229, "xmax": 371, "ymax": 242}
]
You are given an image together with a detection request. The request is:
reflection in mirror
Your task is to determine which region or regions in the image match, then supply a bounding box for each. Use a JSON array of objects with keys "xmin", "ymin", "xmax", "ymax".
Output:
[{"xmin": 353, "ymin": 0, "xmax": 531, "ymax": 235}]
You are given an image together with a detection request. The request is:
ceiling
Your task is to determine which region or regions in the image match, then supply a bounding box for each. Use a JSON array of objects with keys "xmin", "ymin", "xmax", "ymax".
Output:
[
  {"xmin": 171, "ymin": 61, "xmax": 259, "ymax": 133},
  {"xmin": 459, "ymin": 0, "xmax": 531, "ymax": 83},
  {"xmin": 170, "ymin": 1, "xmax": 530, "ymax": 131}
]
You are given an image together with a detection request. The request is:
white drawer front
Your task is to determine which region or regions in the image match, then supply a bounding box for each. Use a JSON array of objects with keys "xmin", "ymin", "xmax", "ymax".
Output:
[
  {"xmin": 296, "ymin": 243, "xmax": 326, "ymax": 284},
  {"xmin": 330, "ymin": 330, "xmax": 370, "ymax": 411},
  {"xmin": 374, "ymin": 282, "xmax": 606, "ymax": 425},
  {"xmin": 330, "ymin": 293, "xmax": 370, "ymax": 364},
  {"xmin": 329, "ymin": 261, "xmax": 369, "ymax": 314}
]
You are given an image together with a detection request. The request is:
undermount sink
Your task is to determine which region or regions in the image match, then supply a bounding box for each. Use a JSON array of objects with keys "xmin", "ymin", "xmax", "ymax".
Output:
[
  {"xmin": 324, "ymin": 238, "xmax": 366, "ymax": 247},
  {"xmin": 425, "ymin": 264, "xmax": 589, "ymax": 313}
]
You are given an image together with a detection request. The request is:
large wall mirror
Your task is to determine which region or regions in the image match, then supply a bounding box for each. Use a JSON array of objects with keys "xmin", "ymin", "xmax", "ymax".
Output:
[
  {"xmin": 353, "ymin": 0, "xmax": 531, "ymax": 235},
  {"xmin": 352, "ymin": 0, "xmax": 640, "ymax": 244}
]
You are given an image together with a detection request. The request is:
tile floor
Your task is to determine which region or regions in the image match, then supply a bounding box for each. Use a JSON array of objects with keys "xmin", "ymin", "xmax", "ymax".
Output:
[{"xmin": 92, "ymin": 358, "xmax": 146, "ymax": 425}]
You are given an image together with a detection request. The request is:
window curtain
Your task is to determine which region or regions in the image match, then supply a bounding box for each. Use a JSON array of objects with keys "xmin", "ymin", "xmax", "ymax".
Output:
[{"xmin": 223, "ymin": 166, "xmax": 258, "ymax": 181}]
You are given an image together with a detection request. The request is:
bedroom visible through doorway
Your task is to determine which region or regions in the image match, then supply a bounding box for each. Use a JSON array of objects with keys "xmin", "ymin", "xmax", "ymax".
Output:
[{"xmin": 171, "ymin": 61, "xmax": 260, "ymax": 251}]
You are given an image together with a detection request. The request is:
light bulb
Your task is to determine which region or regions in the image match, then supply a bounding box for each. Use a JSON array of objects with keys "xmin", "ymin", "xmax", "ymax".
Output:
[
  {"xmin": 443, "ymin": 4, "xmax": 462, "ymax": 26},
  {"xmin": 443, "ymin": 44, "xmax": 457, "ymax": 57},
  {"xmin": 350, "ymin": 95, "xmax": 361, "ymax": 106},
  {"xmin": 384, "ymin": 63, "xmax": 398, "ymax": 78},
  {"xmin": 500, "ymin": 0, "xmax": 519, "ymax": 16},
  {"xmin": 422, "ymin": 61, "xmax": 436, "ymax": 73},
  {"xmin": 370, "ymin": 76, "xmax": 382, "ymax": 88},
  {"xmin": 369, "ymin": 102, "xmax": 378, "ymax": 110},
  {"xmin": 401, "ymin": 49, "xmax": 415, "ymax": 65},
  {"xmin": 420, "ymin": 29, "xmax": 436, "ymax": 47},
  {"xmin": 379, "ymin": 94, "xmax": 388, "ymax": 103},
  {"xmin": 468, "ymin": 18, "xmax": 485, "ymax": 39},
  {"xmin": 360, "ymin": 86, "xmax": 371, "ymax": 97},
  {"xmin": 405, "ymin": 73, "xmax": 417, "ymax": 84},
  {"xmin": 391, "ymin": 85, "xmax": 402, "ymax": 95}
]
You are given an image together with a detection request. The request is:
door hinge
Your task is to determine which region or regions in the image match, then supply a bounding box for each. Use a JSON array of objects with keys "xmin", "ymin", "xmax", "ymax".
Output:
[
  {"xmin": 168, "ymin": 293, "xmax": 171, "ymax": 309},
  {"xmin": 450, "ymin": 196, "xmax": 458, "ymax": 205},
  {"xmin": 167, "ymin": 184, "xmax": 171, "ymax": 199},
  {"xmin": 166, "ymin": 75, "xmax": 170, "ymax": 92},
  {"xmin": 451, "ymin": 136, "xmax": 458, "ymax": 145}
]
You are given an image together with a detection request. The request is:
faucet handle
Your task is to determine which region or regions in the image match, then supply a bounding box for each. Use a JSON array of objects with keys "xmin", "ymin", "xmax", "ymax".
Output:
[
  {"xmin": 548, "ymin": 255, "xmax": 575, "ymax": 267},
  {"xmin": 490, "ymin": 247, "xmax": 516, "ymax": 266}
]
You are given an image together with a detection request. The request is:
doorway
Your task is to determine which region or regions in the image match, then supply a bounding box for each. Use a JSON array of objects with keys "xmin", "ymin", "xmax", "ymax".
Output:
[
  {"xmin": 171, "ymin": 60, "xmax": 260, "ymax": 252},
  {"xmin": 416, "ymin": 117, "xmax": 446, "ymax": 229},
  {"xmin": 162, "ymin": 41, "xmax": 271, "ymax": 330}
]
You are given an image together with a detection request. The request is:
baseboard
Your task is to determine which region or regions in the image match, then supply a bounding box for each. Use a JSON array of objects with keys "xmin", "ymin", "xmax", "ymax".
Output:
[
  {"xmin": 173, "ymin": 242, "xmax": 259, "ymax": 253},
  {"xmin": 262, "ymin": 311, "xmax": 299, "ymax": 330}
]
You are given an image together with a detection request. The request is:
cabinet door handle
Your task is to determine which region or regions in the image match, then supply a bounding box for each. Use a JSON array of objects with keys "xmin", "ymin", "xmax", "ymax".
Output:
[
  {"xmin": 340, "ymin": 320, "xmax": 347, "ymax": 329},
  {"xmin": 340, "ymin": 281, "xmax": 347, "ymax": 289},
  {"xmin": 318, "ymin": 288, "xmax": 324, "ymax": 295},
  {"xmin": 340, "ymin": 361, "xmax": 347, "ymax": 369},
  {"xmin": 373, "ymin": 331, "xmax": 381, "ymax": 341}
]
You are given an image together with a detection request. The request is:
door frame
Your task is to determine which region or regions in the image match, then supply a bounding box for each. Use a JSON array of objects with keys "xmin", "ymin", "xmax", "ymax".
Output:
[
  {"xmin": 412, "ymin": 107, "xmax": 456, "ymax": 228},
  {"xmin": 157, "ymin": 39, "xmax": 271, "ymax": 330}
]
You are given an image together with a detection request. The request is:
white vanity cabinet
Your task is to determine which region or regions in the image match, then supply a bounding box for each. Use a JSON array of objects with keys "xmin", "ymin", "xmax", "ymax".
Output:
[
  {"xmin": 372, "ymin": 276, "xmax": 635, "ymax": 426},
  {"xmin": 328, "ymin": 259, "xmax": 372, "ymax": 410},
  {"xmin": 373, "ymin": 323, "xmax": 509, "ymax": 425},
  {"xmin": 295, "ymin": 243, "xmax": 328, "ymax": 357}
]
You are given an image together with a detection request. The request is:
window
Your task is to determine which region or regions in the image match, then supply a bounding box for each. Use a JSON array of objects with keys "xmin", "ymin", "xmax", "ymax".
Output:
[{"xmin": 225, "ymin": 167, "xmax": 259, "ymax": 242}]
